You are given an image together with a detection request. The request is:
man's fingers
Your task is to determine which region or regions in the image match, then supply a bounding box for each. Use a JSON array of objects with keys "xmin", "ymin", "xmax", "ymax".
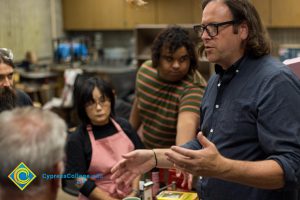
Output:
[
  {"xmin": 176, "ymin": 169, "xmax": 181, "ymax": 177},
  {"xmin": 181, "ymin": 173, "xmax": 187, "ymax": 188},
  {"xmin": 167, "ymin": 159, "xmax": 189, "ymax": 177},
  {"xmin": 197, "ymin": 132, "xmax": 211, "ymax": 148},
  {"xmin": 188, "ymin": 174, "xmax": 193, "ymax": 190},
  {"xmin": 170, "ymin": 146, "xmax": 196, "ymax": 159},
  {"xmin": 165, "ymin": 151, "xmax": 194, "ymax": 170}
]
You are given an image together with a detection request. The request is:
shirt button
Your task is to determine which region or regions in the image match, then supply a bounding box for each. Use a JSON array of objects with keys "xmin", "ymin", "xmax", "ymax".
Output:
[
  {"xmin": 215, "ymin": 104, "xmax": 219, "ymax": 109},
  {"xmin": 236, "ymin": 69, "xmax": 239, "ymax": 73},
  {"xmin": 210, "ymin": 128, "xmax": 214, "ymax": 133},
  {"xmin": 217, "ymin": 83, "xmax": 221, "ymax": 87}
]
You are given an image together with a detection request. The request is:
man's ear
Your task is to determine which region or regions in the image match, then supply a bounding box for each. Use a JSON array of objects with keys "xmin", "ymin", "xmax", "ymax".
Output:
[{"xmin": 239, "ymin": 22, "xmax": 249, "ymax": 40}]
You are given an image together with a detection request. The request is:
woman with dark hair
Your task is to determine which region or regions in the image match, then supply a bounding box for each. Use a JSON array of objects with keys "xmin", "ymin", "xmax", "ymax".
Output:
[{"xmin": 64, "ymin": 77, "xmax": 143, "ymax": 200}]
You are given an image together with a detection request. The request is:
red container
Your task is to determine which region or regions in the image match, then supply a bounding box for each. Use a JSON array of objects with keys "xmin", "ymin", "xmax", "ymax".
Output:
[{"xmin": 167, "ymin": 169, "xmax": 189, "ymax": 191}]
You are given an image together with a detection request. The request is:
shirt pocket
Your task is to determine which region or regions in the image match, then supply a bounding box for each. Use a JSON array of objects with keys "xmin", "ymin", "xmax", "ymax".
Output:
[{"xmin": 219, "ymin": 98, "xmax": 257, "ymax": 138}]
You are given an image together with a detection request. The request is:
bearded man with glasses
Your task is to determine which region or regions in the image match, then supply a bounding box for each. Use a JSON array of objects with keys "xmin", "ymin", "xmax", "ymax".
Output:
[
  {"xmin": 111, "ymin": 1, "xmax": 300, "ymax": 200},
  {"xmin": 0, "ymin": 48, "xmax": 32, "ymax": 111},
  {"xmin": 171, "ymin": 0, "xmax": 300, "ymax": 199}
]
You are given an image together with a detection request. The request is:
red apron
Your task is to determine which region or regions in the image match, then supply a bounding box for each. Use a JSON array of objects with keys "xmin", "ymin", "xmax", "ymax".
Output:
[{"xmin": 79, "ymin": 119, "xmax": 135, "ymax": 199}]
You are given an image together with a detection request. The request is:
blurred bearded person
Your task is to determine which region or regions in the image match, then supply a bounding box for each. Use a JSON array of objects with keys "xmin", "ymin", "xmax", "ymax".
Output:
[
  {"xmin": 0, "ymin": 87, "xmax": 16, "ymax": 112},
  {"xmin": 0, "ymin": 48, "xmax": 32, "ymax": 110}
]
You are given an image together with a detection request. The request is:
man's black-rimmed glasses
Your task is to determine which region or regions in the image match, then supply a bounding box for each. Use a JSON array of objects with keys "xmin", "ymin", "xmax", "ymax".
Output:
[{"xmin": 193, "ymin": 20, "xmax": 238, "ymax": 38}]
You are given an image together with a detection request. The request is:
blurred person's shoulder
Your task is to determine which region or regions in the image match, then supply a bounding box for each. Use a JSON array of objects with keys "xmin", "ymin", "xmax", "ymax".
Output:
[{"xmin": 15, "ymin": 89, "xmax": 32, "ymax": 106}]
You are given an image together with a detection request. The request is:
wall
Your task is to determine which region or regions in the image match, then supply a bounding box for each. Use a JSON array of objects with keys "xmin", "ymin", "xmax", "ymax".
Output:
[
  {"xmin": 0, "ymin": 0, "xmax": 64, "ymax": 61},
  {"xmin": 53, "ymin": 0, "xmax": 65, "ymax": 40}
]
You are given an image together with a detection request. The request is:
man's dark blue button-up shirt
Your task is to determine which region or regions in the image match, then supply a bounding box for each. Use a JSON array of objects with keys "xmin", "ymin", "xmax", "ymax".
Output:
[{"xmin": 184, "ymin": 55, "xmax": 300, "ymax": 200}]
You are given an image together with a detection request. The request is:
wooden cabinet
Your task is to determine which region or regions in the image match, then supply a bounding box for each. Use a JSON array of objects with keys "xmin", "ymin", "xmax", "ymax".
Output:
[
  {"xmin": 124, "ymin": 0, "xmax": 156, "ymax": 28},
  {"xmin": 94, "ymin": 0, "xmax": 125, "ymax": 29},
  {"xmin": 252, "ymin": 0, "xmax": 300, "ymax": 27},
  {"xmin": 62, "ymin": 0, "xmax": 300, "ymax": 30},
  {"xmin": 251, "ymin": 0, "xmax": 271, "ymax": 26},
  {"xmin": 157, "ymin": 0, "xmax": 194, "ymax": 24},
  {"xmin": 126, "ymin": 0, "xmax": 202, "ymax": 28},
  {"xmin": 63, "ymin": 0, "xmax": 203, "ymax": 30},
  {"xmin": 271, "ymin": 0, "xmax": 300, "ymax": 27},
  {"xmin": 62, "ymin": 0, "xmax": 95, "ymax": 30},
  {"xmin": 192, "ymin": 0, "xmax": 202, "ymax": 24},
  {"xmin": 62, "ymin": 0, "xmax": 125, "ymax": 30}
]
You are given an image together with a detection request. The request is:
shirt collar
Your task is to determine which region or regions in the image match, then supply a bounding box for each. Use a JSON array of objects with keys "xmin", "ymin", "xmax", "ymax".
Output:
[{"xmin": 215, "ymin": 56, "xmax": 245, "ymax": 84}]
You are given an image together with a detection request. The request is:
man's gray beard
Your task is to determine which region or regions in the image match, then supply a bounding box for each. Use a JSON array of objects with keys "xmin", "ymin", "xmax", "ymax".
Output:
[{"xmin": 0, "ymin": 87, "xmax": 16, "ymax": 112}]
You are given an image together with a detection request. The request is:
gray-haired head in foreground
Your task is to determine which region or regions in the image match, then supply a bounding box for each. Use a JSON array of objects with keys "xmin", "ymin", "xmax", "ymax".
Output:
[{"xmin": 0, "ymin": 107, "xmax": 67, "ymax": 189}]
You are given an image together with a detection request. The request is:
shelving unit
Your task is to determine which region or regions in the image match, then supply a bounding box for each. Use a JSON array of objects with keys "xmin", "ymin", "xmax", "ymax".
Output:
[{"xmin": 134, "ymin": 24, "xmax": 214, "ymax": 81}]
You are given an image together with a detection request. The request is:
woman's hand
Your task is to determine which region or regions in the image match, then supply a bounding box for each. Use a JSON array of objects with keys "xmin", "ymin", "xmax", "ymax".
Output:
[{"xmin": 111, "ymin": 149, "xmax": 155, "ymax": 187}]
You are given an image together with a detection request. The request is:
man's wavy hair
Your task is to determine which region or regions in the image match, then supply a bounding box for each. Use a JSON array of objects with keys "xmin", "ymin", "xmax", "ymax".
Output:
[
  {"xmin": 151, "ymin": 26, "xmax": 198, "ymax": 74},
  {"xmin": 201, "ymin": 0, "xmax": 271, "ymax": 58}
]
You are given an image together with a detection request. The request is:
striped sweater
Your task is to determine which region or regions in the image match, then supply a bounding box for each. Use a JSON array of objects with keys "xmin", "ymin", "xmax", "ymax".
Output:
[{"xmin": 136, "ymin": 60, "xmax": 206, "ymax": 148}]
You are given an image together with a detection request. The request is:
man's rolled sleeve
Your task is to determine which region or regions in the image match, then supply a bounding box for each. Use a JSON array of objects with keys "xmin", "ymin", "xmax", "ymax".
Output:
[
  {"xmin": 181, "ymin": 138, "xmax": 202, "ymax": 150},
  {"xmin": 268, "ymin": 155, "xmax": 300, "ymax": 190}
]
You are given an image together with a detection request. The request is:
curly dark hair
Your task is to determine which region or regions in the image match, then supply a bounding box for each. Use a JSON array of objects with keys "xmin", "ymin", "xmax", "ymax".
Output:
[
  {"xmin": 201, "ymin": 0, "xmax": 271, "ymax": 58},
  {"xmin": 151, "ymin": 26, "xmax": 198, "ymax": 74}
]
